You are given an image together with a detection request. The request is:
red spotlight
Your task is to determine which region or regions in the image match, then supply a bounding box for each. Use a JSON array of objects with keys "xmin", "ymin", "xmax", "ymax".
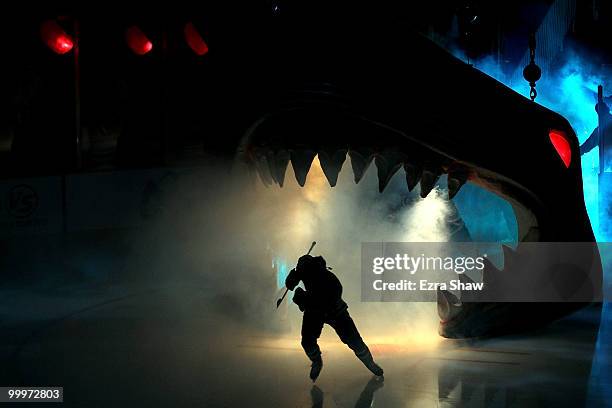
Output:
[
  {"xmin": 184, "ymin": 22, "xmax": 209, "ymax": 56},
  {"xmin": 40, "ymin": 20, "xmax": 74, "ymax": 55},
  {"xmin": 126, "ymin": 26, "xmax": 153, "ymax": 55}
]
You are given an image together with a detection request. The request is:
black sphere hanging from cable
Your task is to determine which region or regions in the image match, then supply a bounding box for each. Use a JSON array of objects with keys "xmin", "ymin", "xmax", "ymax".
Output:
[{"xmin": 523, "ymin": 33, "xmax": 541, "ymax": 102}]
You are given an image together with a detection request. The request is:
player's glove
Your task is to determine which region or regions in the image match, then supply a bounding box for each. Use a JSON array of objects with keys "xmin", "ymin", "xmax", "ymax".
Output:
[
  {"xmin": 293, "ymin": 287, "xmax": 308, "ymax": 312},
  {"xmin": 285, "ymin": 268, "xmax": 300, "ymax": 291}
]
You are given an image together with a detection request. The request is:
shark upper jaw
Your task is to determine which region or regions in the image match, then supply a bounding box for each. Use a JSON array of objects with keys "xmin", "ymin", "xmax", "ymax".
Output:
[
  {"xmin": 237, "ymin": 98, "xmax": 588, "ymax": 245},
  {"xmin": 238, "ymin": 106, "xmax": 465, "ymax": 196}
]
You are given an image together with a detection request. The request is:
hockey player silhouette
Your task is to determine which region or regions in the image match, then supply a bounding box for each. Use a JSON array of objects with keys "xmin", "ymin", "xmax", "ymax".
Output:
[{"xmin": 285, "ymin": 253, "xmax": 384, "ymax": 381}]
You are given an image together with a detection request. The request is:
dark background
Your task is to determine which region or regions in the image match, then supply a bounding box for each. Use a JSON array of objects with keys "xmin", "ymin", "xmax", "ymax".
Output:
[{"xmin": 1, "ymin": 1, "xmax": 611, "ymax": 178}]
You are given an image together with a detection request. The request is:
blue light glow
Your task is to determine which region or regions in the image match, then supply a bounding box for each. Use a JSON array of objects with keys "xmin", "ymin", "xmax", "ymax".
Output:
[
  {"xmin": 469, "ymin": 51, "xmax": 605, "ymax": 240},
  {"xmin": 273, "ymin": 257, "xmax": 289, "ymax": 289}
]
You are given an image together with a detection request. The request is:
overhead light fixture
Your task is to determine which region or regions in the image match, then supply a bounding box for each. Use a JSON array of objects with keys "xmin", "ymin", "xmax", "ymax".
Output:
[
  {"xmin": 126, "ymin": 25, "xmax": 153, "ymax": 55},
  {"xmin": 184, "ymin": 22, "xmax": 209, "ymax": 56},
  {"xmin": 40, "ymin": 19, "xmax": 74, "ymax": 55}
]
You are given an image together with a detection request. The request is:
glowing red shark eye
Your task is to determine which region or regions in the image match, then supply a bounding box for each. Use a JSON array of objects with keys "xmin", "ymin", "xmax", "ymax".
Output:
[{"xmin": 549, "ymin": 129, "xmax": 571, "ymax": 168}]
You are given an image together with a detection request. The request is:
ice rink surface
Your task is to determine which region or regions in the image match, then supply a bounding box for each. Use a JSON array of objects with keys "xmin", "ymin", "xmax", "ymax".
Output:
[{"xmin": 0, "ymin": 282, "xmax": 610, "ymax": 408}]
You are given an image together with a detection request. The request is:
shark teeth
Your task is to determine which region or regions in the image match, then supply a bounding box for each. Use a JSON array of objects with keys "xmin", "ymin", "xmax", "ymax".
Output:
[
  {"xmin": 247, "ymin": 146, "xmax": 470, "ymax": 199},
  {"xmin": 456, "ymin": 272, "xmax": 480, "ymax": 302},
  {"xmin": 404, "ymin": 163, "xmax": 422, "ymax": 192},
  {"xmin": 375, "ymin": 150, "xmax": 406, "ymax": 193},
  {"xmin": 436, "ymin": 243, "xmax": 534, "ymax": 312},
  {"xmin": 447, "ymin": 171, "xmax": 468, "ymax": 199},
  {"xmin": 318, "ymin": 149, "xmax": 348, "ymax": 187},
  {"xmin": 348, "ymin": 149, "xmax": 375, "ymax": 184},
  {"xmin": 253, "ymin": 149, "xmax": 274, "ymax": 186},
  {"xmin": 290, "ymin": 149, "xmax": 317, "ymax": 187},
  {"xmin": 437, "ymin": 289, "xmax": 462, "ymax": 322},
  {"xmin": 266, "ymin": 149, "xmax": 290, "ymax": 187},
  {"xmin": 501, "ymin": 244, "xmax": 518, "ymax": 269},
  {"xmin": 420, "ymin": 166, "xmax": 441, "ymax": 198}
]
